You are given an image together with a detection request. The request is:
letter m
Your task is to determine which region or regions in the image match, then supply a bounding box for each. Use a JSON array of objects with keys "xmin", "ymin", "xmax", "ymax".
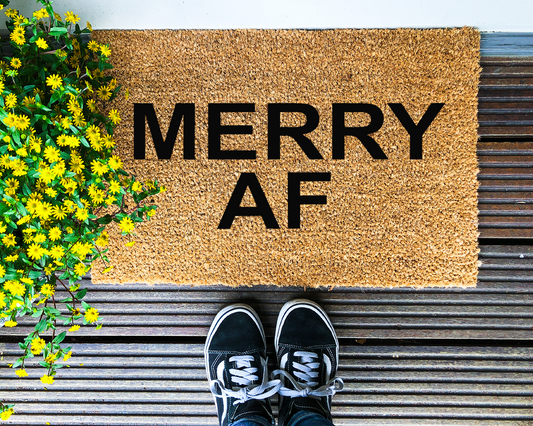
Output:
[{"xmin": 134, "ymin": 103, "xmax": 195, "ymax": 159}]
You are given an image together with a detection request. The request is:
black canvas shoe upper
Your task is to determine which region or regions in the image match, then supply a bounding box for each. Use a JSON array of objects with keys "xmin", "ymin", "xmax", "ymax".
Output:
[
  {"xmin": 205, "ymin": 304, "xmax": 280, "ymax": 426},
  {"xmin": 273, "ymin": 299, "xmax": 344, "ymax": 426}
]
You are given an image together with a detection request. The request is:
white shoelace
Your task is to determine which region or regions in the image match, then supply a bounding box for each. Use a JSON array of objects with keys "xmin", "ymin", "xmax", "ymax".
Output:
[
  {"xmin": 272, "ymin": 351, "xmax": 344, "ymax": 398},
  {"xmin": 210, "ymin": 355, "xmax": 281, "ymax": 405}
]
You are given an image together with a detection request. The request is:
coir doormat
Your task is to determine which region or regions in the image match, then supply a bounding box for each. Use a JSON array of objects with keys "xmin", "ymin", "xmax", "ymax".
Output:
[{"xmin": 92, "ymin": 28, "xmax": 480, "ymax": 288}]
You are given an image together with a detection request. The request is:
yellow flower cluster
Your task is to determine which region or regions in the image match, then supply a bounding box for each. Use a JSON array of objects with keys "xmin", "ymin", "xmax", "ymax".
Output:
[
  {"xmin": 30, "ymin": 337, "xmax": 46, "ymax": 355},
  {"xmin": 4, "ymin": 280, "xmax": 26, "ymax": 297}
]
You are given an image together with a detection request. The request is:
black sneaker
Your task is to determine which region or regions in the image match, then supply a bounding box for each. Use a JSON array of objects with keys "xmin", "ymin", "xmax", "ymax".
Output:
[
  {"xmin": 205, "ymin": 304, "xmax": 281, "ymax": 426},
  {"xmin": 272, "ymin": 299, "xmax": 344, "ymax": 426}
]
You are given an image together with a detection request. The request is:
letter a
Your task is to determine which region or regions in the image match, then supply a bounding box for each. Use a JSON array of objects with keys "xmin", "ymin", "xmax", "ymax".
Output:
[{"xmin": 218, "ymin": 173, "xmax": 279, "ymax": 229}]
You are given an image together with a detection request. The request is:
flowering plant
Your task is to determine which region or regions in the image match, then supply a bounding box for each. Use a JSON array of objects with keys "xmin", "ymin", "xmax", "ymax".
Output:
[{"xmin": 0, "ymin": 0, "xmax": 162, "ymax": 420}]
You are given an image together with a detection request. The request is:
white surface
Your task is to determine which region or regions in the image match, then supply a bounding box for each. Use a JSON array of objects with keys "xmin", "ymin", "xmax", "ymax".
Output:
[{"xmin": 8, "ymin": 0, "xmax": 533, "ymax": 31}]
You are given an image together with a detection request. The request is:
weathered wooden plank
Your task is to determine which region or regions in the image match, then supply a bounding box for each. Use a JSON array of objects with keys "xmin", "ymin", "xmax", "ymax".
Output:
[
  {"xmin": 2, "ymin": 380, "xmax": 532, "ymax": 396},
  {"xmin": 0, "ymin": 416, "xmax": 219, "ymax": 426},
  {"xmin": 479, "ymin": 205, "xmax": 533, "ymax": 216},
  {"xmin": 2, "ymin": 357, "xmax": 532, "ymax": 373},
  {"xmin": 478, "ymin": 228, "xmax": 533, "ymax": 238},
  {"xmin": 478, "ymin": 191, "xmax": 533, "ymax": 202},
  {"xmin": 11, "ymin": 314, "xmax": 533, "ymax": 329},
  {"xmin": 3, "ymin": 343, "xmax": 532, "ymax": 358},
  {"xmin": 4, "ymin": 326, "xmax": 533, "ymax": 340},
  {"xmin": 478, "ymin": 181, "xmax": 533, "ymax": 191},
  {"xmin": 478, "ymin": 145, "xmax": 533, "ymax": 157},
  {"xmin": 6, "ymin": 403, "xmax": 533, "ymax": 418},
  {"xmin": 4, "ymin": 394, "xmax": 532, "ymax": 408}
]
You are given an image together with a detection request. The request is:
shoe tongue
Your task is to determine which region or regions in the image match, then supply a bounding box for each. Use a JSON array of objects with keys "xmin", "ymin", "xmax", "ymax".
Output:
[
  {"xmin": 292, "ymin": 396, "xmax": 328, "ymax": 418},
  {"xmin": 233, "ymin": 399, "xmax": 270, "ymax": 423}
]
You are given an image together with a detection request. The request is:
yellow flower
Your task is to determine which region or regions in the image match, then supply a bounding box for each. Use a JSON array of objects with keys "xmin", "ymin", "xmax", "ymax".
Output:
[
  {"xmin": 65, "ymin": 11, "xmax": 80, "ymax": 24},
  {"xmin": 108, "ymin": 109, "xmax": 121, "ymax": 125},
  {"xmin": 45, "ymin": 187, "xmax": 57, "ymax": 197},
  {"xmin": 10, "ymin": 28, "xmax": 25, "ymax": 45},
  {"xmin": 102, "ymin": 265, "xmax": 114, "ymax": 274},
  {"xmin": 90, "ymin": 159, "xmax": 108, "ymax": 176},
  {"xmin": 102, "ymin": 135, "xmax": 115, "ymax": 149},
  {"xmin": 0, "ymin": 265, "xmax": 5, "ymax": 278},
  {"xmin": 108, "ymin": 180, "xmax": 121, "ymax": 194},
  {"xmin": 16, "ymin": 369, "xmax": 28, "ymax": 377},
  {"xmin": 49, "ymin": 227, "xmax": 61, "ymax": 241},
  {"xmin": 73, "ymin": 112, "xmax": 86, "ymax": 127},
  {"xmin": 45, "ymin": 352, "xmax": 58, "ymax": 363},
  {"xmin": 0, "ymin": 408, "xmax": 14, "ymax": 420},
  {"xmin": 5, "ymin": 93, "xmax": 17, "ymax": 108},
  {"xmin": 87, "ymin": 40, "xmax": 99, "ymax": 52},
  {"xmin": 33, "ymin": 8, "xmax": 49, "ymax": 19},
  {"xmin": 10, "ymin": 57, "xmax": 21, "ymax": 69},
  {"xmin": 41, "ymin": 284, "xmax": 55, "ymax": 297},
  {"xmin": 87, "ymin": 98, "xmax": 96, "ymax": 112},
  {"xmin": 131, "ymin": 181, "xmax": 142, "ymax": 192},
  {"xmin": 119, "ymin": 216, "xmax": 135, "ymax": 234},
  {"xmin": 32, "ymin": 234, "xmax": 46, "ymax": 244},
  {"xmin": 97, "ymin": 85, "xmax": 112, "ymax": 101},
  {"xmin": 69, "ymin": 324, "xmax": 80, "ymax": 332},
  {"xmin": 85, "ymin": 124, "xmax": 100, "ymax": 143},
  {"xmin": 60, "ymin": 116, "xmax": 72, "ymax": 129},
  {"xmin": 4, "ymin": 280, "xmax": 25, "ymax": 297},
  {"xmin": 5, "ymin": 254, "xmax": 18, "ymax": 262},
  {"xmin": 27, "ymin": 243, "xmax": 45, "ymax": 260},
  {"xmin": 84, "ymin": 307, "xmax": 99, "ymax": 323},
  {"xmin": 43, "ymin": 145, "xmax": 61, "ymax": 163},
  {"xmin": 100, "ymin": 45, "xmax": 111, "ymax": 57},
  {"xmin": 31, "ymin": 337, "xmax": 46, "ymax": 355},
  {"xmin": 52, "ymin": 205, "xmax": 68, "ymax": 220},
  {"xmin": 35, "ymin": 37, "xmax": 49, "ymax": 49},
  {"xmin": 35, "ymin": 201, "xmax": 53, "ymax": 220},
  {"xmin": 15, "ymin": 147, "xmax": 28, "ymax": 157},
  {"xmin": 63, "ymin": 351, "xmax": 72, "ymax": 361},
  {"xmin": 49, "ymin": 245, "xmax": 65, "ymax": 260},
  {"xmin": 2, "ymin": 234, "xmax": 16, "ymax": 247},
  {"xmin": 75, "ymin": 207, "xmax": 89, "ymax": 221},
  {"xmin": 40, "ymin": 375, "xmax": 55, "ymax": 385},
  {"xmin": 125, "ymin": 241, "xmax": 135, "ymax": 247},
  {"xmin": 5, "ymin": 8, "xmax": 18, "ymax": 18},
  {"xmin": 95, "ymin": 231, "xmax": 109, "ymax": 247},
  {"xmin": 4, "ymin": 320, "xmax": 17, "ymax": 327},
  {"xmin": 15, "ymin": 114, "xmax": 30, "ymax": 130},
  {"xmin": 74, "ymin": 262, "xmax": 87, "ymax": 277},
  {"xmin": 108, "ymin": 156, "xmax": 123, "ymax": 170},
  {"xmin": 46, "ymin": 74, "xmax": 63, "ymax": 90}
]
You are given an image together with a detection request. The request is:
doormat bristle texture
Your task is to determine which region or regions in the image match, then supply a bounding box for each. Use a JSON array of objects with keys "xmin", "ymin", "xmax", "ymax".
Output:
[{"xmin": 92, "ymin": 28, "xmax": 480, "ymax": 288}]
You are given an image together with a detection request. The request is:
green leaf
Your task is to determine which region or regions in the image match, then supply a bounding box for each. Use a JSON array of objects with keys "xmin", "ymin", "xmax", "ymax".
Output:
[
  {"xmin": 13, "ymin": 359, "xmax": 23, "ymax": 368},
  {"xmin": 50, "ymin": 90, "xmax": 62, "ymax": 104},
  {"xmin": 35, "ymin": 319, "xmax": 47, "ymax": 333},
  {"xmin": 39, "ymin": 361, "xmax": 50, "ymax": 368},
  {"xmin": 49, "ymin": 27, "xmax": 68, "ymax": 36},
  {"xmin": 81, "ymin": 301, "xmax": 90, "ymax": 310},
  {"xmin": 76, "ymin": 288, "xmax": 88, "ymax": 299},
  {"xmin": 60, "ymin": 297, "xmax": 73, "ymax": 303},
  {"xmin": 97, "ymin": 215, "xmax": 113, "ymax": 225},
  {"xmin": 53, "ymin": 331, "xmax": 66, "ymax": 344}
]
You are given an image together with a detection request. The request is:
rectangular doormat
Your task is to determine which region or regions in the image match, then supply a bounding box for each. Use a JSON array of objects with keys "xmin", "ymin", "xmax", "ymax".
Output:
[{"xmin": 92, "ymin": 28, "xmax": 480, "ymax": 288}]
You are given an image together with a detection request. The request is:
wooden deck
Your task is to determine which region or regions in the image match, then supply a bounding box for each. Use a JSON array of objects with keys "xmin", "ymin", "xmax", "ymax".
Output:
[{"xmin": 1, "ymin": 33, "xmax": 533, "ymax": 425}]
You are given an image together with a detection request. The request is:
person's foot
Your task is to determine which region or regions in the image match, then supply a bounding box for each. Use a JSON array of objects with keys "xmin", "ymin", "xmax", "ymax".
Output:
[
  {"xmin": 205, "ymin": 304, "xmax": 280, "ymax": 426},
  {"xmin": 273, "ymin": 299, "xmax": 344, "ymax": 426}
]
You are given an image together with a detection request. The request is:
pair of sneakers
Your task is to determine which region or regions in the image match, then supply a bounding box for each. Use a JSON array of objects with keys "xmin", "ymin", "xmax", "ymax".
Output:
[{"xmin": 204, "ymin": 299, "xmax": 344, "ymax": 426}]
